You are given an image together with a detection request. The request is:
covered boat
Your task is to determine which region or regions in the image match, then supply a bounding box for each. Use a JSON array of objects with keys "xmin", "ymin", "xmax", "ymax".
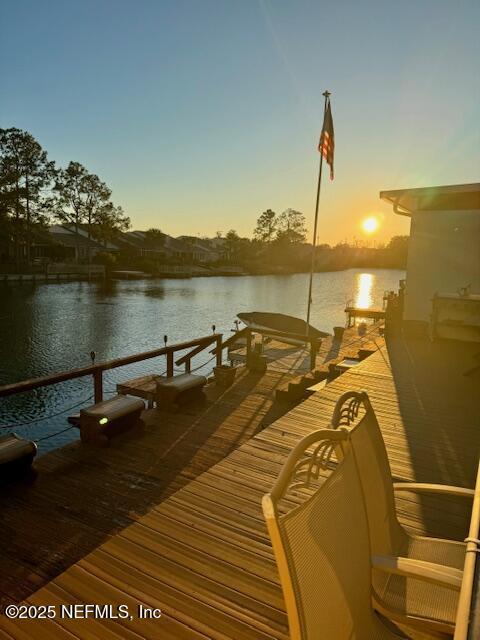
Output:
[{"xmin": 237, "ymin": 311, "xmax": 330, "ymax": 344}]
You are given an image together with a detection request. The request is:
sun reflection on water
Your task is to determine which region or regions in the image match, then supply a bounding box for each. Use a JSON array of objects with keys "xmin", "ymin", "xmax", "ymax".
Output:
[{"xmin": 354, "ymin": 273, "xmax": 374, "ymax": 309}]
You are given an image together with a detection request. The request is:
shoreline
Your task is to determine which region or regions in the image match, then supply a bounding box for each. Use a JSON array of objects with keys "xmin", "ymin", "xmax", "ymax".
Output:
[{"xmin": 0, "ymin": 264, "xmax": 405, "ymax": 284}]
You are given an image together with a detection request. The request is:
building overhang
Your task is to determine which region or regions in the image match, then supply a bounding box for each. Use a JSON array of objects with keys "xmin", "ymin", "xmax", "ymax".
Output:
[{"xmin": 380, "ymin": 183, "xmax": 480, "ymax": 216}]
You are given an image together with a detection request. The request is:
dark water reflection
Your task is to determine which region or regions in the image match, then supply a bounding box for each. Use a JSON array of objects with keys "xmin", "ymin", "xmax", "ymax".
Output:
[{"xmin": 0, "ymin": 269, "xmax": 403, "ymax": 453}]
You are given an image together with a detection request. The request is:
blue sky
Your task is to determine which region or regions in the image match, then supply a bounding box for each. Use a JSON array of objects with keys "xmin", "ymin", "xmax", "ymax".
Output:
[{"xmin": 1, "ymin": 0, "xmax": 479, "ymax": 243}]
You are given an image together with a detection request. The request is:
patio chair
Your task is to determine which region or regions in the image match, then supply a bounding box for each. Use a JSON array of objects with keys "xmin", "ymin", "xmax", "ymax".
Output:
[
  {"xmin": 331, "ymin": 391, "xmax": 471, "ymax": 636},
  {"xmin": 262, "ymin": 428, "xmax": 415, "ymax": 639}
]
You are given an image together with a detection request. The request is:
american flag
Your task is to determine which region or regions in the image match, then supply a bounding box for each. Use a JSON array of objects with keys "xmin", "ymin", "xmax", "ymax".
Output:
[{"xmin": 318, "ymin": 98, "xmax": 334, "ymax": 180}]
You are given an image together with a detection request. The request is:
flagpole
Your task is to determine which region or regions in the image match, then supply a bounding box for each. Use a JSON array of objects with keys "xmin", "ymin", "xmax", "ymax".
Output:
[{"xmin": 306, "ymin": 90, "xmax": 331, "ymax": 334}]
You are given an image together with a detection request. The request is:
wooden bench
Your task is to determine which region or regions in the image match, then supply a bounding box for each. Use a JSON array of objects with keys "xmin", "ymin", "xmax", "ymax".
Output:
[
  {"xmin": 79, "ymin": 395, "xmax": 145, "ymax": 446},
  {"xmin": 0, "ymin": 433, "xmax": 37, "ymax": 479},
  {"xmin": 155, "ymin": 373, "xmax": 207, "ymax": 410}
]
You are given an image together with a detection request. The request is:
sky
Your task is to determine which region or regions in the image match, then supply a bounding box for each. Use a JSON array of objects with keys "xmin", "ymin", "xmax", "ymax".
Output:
[{"xmin": 1, "ymin": 0, "xmax": 479, "ymax": 244}]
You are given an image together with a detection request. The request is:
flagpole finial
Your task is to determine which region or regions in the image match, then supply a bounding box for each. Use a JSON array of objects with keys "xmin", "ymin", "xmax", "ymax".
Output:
[{"xmin": 323, "ymin": 90, "xmax": 331, "ymax": 98}]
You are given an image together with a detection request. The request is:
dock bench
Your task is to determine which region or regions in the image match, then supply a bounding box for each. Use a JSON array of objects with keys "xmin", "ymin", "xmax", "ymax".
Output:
[
  {"xmin": 0, "ymin": 433, "xmax": 37, "ymax": 479},
  {"xmin": 156, "ymin": 373, "xmax": 207, "ymax": 410},
  {"xmin": 79, "ymin": 395, "xmax": 145, "ymax": 446}
]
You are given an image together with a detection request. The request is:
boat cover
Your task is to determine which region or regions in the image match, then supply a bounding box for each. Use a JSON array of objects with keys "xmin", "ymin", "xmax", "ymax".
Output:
[{"xmin": 237, "ymin": 312, "xmax": 330, "ymax": 339}]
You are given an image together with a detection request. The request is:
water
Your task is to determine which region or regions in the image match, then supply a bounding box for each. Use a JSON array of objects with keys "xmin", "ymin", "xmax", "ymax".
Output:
[{"xmin": 0, "ymin": 268, "xmax": 404, "ymax": 453}]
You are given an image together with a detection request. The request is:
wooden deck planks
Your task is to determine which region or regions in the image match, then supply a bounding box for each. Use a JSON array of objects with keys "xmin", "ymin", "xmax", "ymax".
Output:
[
  {"xmin": 0, "ymin": 324, "xmax": 379, "ymax": 609},
  {"xmin": 0, "ymin": 366, "xmax": 297, "ymax": 609},
  {"xmin": 2, "ymin": 332, "xmax": 480, "ymax": 638}
]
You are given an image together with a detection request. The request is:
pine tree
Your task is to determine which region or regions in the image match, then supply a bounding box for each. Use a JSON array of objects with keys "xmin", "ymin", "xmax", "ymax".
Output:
[
  {"xmin": 0, "ymin": 128, "xmax": 56, "ymax": 264},
  {"xmin": 54, "ymin": 162, "xmax": 111, "ymax": 262},
  {"xmin": 276, "ymin": 209, "xmax": 307, "ymax": 244},
  {"xmin": 253, "ymin": 209, "xmax": 277, "ymax": 243}
]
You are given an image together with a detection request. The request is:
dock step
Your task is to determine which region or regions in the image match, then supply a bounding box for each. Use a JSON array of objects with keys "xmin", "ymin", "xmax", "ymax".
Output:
[{"xmin": 275, "ymin": 369, "xmax": 328, "ymax": 403}]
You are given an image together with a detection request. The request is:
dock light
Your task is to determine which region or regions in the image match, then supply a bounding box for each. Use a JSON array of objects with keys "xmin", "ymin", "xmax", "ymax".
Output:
[{"xmin": 99, "ymin": 417, "xmax": 108, "ymax": 425}]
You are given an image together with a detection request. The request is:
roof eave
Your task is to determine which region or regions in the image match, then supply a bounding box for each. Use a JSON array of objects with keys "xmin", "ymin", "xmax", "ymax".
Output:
[{"xmin": 380, "ymin": 183, "xmax": 480, "ymax": 215}]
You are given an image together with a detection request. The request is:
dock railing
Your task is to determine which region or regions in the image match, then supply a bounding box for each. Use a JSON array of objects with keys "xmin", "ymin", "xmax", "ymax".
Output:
[
  {"xmin": 0, "ymin": 333, "xmax": 223, "ymax": 405},
  {"xmin": 211, "ymin": 326, "xmax": 321, "ymax": 371}
]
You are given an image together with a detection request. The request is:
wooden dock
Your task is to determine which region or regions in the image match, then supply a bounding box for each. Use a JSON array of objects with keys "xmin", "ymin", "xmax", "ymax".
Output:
[
  {"xmin": 0, "ymin": 325, "xmax": 377, "ymax": 607},
  {"xmin": 345, "ymin": 304, "xmax": 385, "ymax": 326},
  {"xmin": 1, "ymin": 330, "xmax": 479, "ymax": 638}
]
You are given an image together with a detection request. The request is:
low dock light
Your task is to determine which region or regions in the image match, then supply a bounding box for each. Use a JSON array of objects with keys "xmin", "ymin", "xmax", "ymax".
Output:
[{"xmin": 99, "ymin": 417, "xmax": 108, "ymax": 425}]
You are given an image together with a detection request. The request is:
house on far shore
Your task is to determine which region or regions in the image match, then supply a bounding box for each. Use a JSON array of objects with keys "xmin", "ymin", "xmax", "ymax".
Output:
[
  {"xmin": 32, "ymin": 224, "xmax": 118, "ymax": 262},
  {"xmin": 381, "ymin": 182, "xmax": 480, "ymax": 341},
  {"xmin": 62, "ymin": 224, "xmax": 121, "ymax": 257},
  {"xmin": 177, "ymin": 236, "xmax": 227, "ymax": 263},
  {"xmin": 26, "ymin": 226, "xmax": 232, "ymax": 267},
  {"xmin": 118, "ymin": 231, "xmax": 194, "ymax": 263}
]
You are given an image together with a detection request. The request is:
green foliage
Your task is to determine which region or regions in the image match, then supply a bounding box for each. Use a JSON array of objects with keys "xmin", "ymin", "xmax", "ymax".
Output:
[
  {"xmin": 224, "ymin": 229, "xmax": 255, "ymax": 262},
  {"xmin": 0, "ymin": 128, "xmax": 408, "ymax": 276},
  {"xmin": 93, "ymin": 204, "xmax": 130, "ymax": 247},
  {"xmin": 0, "ymin": 128, "xmax": 56, "ymax": 263},
  {"xmin": 253, "ymin": 209, "xmax": 277, "ymax": 242},
  {"xmin": 144, "ymin": 228, "xmax": 164, "ymax": 247},
  {"xmin": 0, "ymin": 129, "xmax": 129, "ymax": 265},
  {"xmin": 386, "ymin": 235, "xmax": 409, "ymax": 266},
  {"xmin": 0, "ymin": 203, "xmax": 13, "ymax": 259},
  {"xmin": 135, "ymin": 257, "xmax": 158, "ymax": 273},
  {"xmin": 275, "ymin": 209, "xmax": 307, "ymax": 244},
  {"xmin": 93, "ymin": 251, "xmax": 117, "ymax": 266},
  {"xmin": 53, "ymin": 161, "xmax": 129, "ymax": 262},
  {"xmin": 53, "ymin": 161, "xmax": 110, "ymax": 228}
]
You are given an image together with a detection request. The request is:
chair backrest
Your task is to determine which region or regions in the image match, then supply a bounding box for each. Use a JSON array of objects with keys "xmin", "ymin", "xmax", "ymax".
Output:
[
  {"xmin": 331, "ymin": 391, "xmax": 406, "ymax": 557},
  {"xmin": 262, "ymin": 428, "xmax": 402, "ymax": 640}
]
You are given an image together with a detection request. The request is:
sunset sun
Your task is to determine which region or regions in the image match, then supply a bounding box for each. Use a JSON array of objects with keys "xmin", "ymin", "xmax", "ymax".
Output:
[{"xmin": 362, "ymin": 216, "xmax": 379, "ymax": 234}]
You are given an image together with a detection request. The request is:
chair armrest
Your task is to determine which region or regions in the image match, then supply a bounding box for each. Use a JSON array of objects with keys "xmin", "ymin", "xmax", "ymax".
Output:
[
  {"xmin": 372, "ymin": 555, "xmax": 462, "ymax": 590},
  {"xmin": 393, "ymin": 482, "xmax": 474, "ymax": 499}
]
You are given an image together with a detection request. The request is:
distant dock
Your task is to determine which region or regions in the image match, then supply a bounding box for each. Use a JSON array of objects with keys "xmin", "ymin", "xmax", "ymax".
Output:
[
  {"xmin": 0, "ymin": 265, "xmax": 105, "ymax": 283},
  {"xmin": 344, "ymin": 304, "xmax": 385, "ymax": 327},
  {"xmin": 110, "ymin": 270, "xmax": 152, "ymax": 280}
]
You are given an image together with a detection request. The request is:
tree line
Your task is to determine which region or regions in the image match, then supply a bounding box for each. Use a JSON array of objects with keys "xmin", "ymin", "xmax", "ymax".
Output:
[
  {"xmin": 0, "ymin": 128, "xmax": 130, "ymax": 266},
  {"xmin": 221, "ymin": 209, "xmax": 408, "ymax": 272},
  {"xmin": 0, "ymin": 128, "xmax": 408, "ymax": 274}
]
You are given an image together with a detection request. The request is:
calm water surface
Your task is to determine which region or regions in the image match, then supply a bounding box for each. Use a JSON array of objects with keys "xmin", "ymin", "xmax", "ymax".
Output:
[{"xmin": 0, "ymin": 269, "xmax": 404, "ymax": 453}]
